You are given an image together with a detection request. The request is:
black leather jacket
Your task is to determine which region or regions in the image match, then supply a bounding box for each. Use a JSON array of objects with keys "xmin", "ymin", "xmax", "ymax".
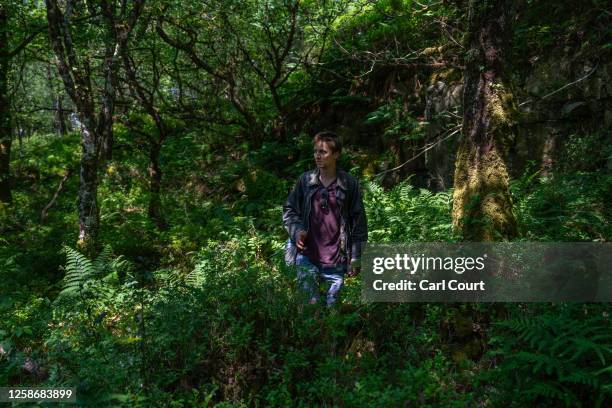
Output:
[{"xmin": 282, "ymin": 168, "xmax": 368, "ymax": 265}]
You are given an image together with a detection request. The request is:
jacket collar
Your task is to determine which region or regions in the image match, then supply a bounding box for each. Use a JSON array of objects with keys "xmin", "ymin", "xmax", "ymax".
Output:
[{"xmin": 307, "ymin": 168, "xmax": 348, "ymax": 190}]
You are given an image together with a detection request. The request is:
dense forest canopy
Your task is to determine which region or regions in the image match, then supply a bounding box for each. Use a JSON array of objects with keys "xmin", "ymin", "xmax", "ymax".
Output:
[{"xmin": 0, "ymin": 0, "xmax": 610, "ymax": 406}]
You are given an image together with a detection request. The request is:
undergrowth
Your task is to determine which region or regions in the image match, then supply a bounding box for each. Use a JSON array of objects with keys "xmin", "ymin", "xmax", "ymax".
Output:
[{"xmin": 1, "ymin": 131, "xmax": 610, "ymax": 406}]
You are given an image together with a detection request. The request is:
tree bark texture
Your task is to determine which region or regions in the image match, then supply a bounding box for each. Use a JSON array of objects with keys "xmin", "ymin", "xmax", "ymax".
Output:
[
  {"xmin": 0, "ymin": 7, "xmax": 12, "ymax": 203},
  {"xmin": 53, "ymin": 98, "xmax": 68, "ymax": 135},
  {"xmin": 76, "ymin": 119, "xmax": 100, "ymax": 250},
  {"xmin": 452, "ymin": 0, "xmax": 518, "ymax": 241},
  {"xmin": 98, "ymin": 0, "xmax": 119, "ymax": 163}
]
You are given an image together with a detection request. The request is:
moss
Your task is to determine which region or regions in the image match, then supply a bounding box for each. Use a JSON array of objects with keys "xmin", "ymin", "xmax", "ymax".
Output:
[
  {"xmin": 430, "ymin": 68, "xmax": 461, "ymax": 85},
  {"xmin": 454, "ymin": 78, "xmax": 519, "ymax": 240},
  {"xmin": 452, "ymin": 140, "xmax": 517, "ymax": 241},
  {"xmin": 487, "ymin": 82, "xmax": 517, "ymax": 129}
]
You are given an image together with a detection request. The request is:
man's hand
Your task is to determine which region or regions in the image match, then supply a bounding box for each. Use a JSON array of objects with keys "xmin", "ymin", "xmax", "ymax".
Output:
[
  {"xmin": 296, "ymin": 230, "xmax": 307, "ymax": 251},
  {"xmin": 347, "ymin": 260, "xmax": 361, "ymax": 277},
  {"xmin": 347, "ymin": 266, "xmax": 360, "ymax": 277}
]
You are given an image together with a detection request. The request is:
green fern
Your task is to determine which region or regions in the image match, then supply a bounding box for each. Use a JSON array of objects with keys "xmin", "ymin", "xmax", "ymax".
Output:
[
  {"xmin": 93, "ymin": 245, "xmax": 114, "ymax": 277},
  {"xmin": 186, "ymin": 252, "xmax": 221, "ymax": 287},
  {"xmin": 526, "ymin": 382, "xmax": 577, "ymax": 406},
  {"xmin": 58, "ymin": 246, "xmax": 96, "ymax": 300},
  {"xmin": 491, "ymin": 305, "xmax": 612, "ymax": 406},
  {"xmin": 185, "ymin": 263, "xmax": 206, "ymax": 287},
  {"xmin": 56, "ymin": 245, "xmax": 132, "ymax": 304},
  {"xmin": 364, "ymin": 180, "xmax": 455, "ymax": 242}
]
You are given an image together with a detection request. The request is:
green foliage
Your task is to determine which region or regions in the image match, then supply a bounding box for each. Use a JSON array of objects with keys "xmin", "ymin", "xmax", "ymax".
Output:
[
  {"xmin": 57, "ymin": 246, "xmax": 96, "ymax": 299},
  {"xmin": 2, "ymin": 0, "xmax": 610, "ymax": 406},
  {"xmin": 364, "ymin": 98, "xmax": 428, "ymax": 141},
  {"xmin": 513, "ymin": 0, "xmax": 611, "ymax": 63},
  {"xmin": 485, "ymin": 304, "xmax": 612, "ymax": 407},
  {"xmin": 4, "ymin": 139, "xmax": 610, "ymax": 406},
  {"xmin": 512, "ymin": 168, "xmax": 611, "ymax": 241},
  {"xmin": 56, "ymin": 246, "xmax": 133, "ymax": 304},
  {"xmin": 365, "ymin": 180, "xmax": 455, "ymax": 242},
  {"xmin": 334, "ymin": 0, "xmax": 421, "ymax": 50},
  {"xmin": 2, "ymin": 133, "xmax": 79, "ymax": 278},
  {"xmin": 560, "ymin": 132, "xmax": 612, "ymax": 172},
  {"xmin": 20, "ymin": 200, "xmax": 474, "ymax": 406}
]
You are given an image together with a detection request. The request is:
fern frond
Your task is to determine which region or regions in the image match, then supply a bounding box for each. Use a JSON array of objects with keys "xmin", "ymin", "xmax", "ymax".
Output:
[
  {"xmin": 56, "ymin": 246, "xmax": 127, "ymax": 304},
  {"xmin": 93, "ymin": 245, "xmax": 114, "ymax": 277},
  {"xmin": 57, "ymin": 246, "xmax": 95, "ymax": 300},
  {"xmin": 526, "ymin": 382, "xmax": 576, "ymax": 406},
  {"xmin": 185, "ymin": 263, "xmax": 206, "ymax": 287}
]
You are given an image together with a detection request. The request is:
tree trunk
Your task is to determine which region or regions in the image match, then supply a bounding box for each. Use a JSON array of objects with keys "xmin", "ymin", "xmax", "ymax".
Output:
[
  {"xmin": 0, "ymin": 137, "xmax": 11, "ymax": 204},
  {"xmin": 54, "ymin": 98, "xmax": 68, "ymax": 135},
  {"xmin": 17, "ymin": 122, "xmax": 24, "ymax": 157},
  {"xmin": 76, "ymin": 118, "xmax": 100, "ymax": 253},
  {"xmin": 0, "ymin": 7, "xmax": 12, "ymax": 204},
  {"xmin": 99, "ymin": 97, "xmax": 114, "ymax": 162},
  {"xmin": 147, "ymin": 142, "xmax": 165, "ymax": 228},
  {"xmin": 47, "ymin": 0, "xmax": 143, "ymax": 250},
  {"xmin": 46, "ymin": 0, "xmax": 101, "ymax": 252},
  {"xmin": 47, "ymin": 63, "xmax": 68, "ymax": 135},
  {"xmin": 99, "ymin": 51, "xmax": 117, "ymax": 163},
  {"xmin": 452, "ymin": 0, "xmax": 518, "ymax": 241}
]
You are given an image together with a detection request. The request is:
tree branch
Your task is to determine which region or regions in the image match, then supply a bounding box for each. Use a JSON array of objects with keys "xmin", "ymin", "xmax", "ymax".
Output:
[{"xmin": 41, "ymin": 169, "xmax": 73, "ymax": 223}]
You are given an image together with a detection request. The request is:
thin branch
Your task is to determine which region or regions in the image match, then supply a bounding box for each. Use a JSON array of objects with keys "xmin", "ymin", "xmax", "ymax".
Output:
[
  {"xmin": 518, "ymin": 63, "xmax": 599, "ymax": 107},
  {"xmin": 15, "ymin": 106, "xmax": 72, "ymax": 114},
  {"xmin": 6, "ymin": 26, "xmax": 46, "ymax": 58},
  {"xmin": 41, "ymin": 169, "xmax": 73, "ymax": 223},
  {"xmin": 374, "ymin": 126, "xmax": 461, "ymax": 178},
  {"xmin": 156, "ymin": 16, "xmax": 228, "ymax": 82}
]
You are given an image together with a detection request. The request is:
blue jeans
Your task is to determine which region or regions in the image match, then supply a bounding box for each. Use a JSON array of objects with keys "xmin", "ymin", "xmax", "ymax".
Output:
[{"xmin": 295, "ymin": 253, "xmax": 346, "ymax": 307}]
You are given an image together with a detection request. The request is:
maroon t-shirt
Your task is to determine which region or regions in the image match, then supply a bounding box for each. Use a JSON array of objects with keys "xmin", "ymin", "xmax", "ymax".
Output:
[{"xmin": 303, "ymin": 180, "xmax": 342, "ymax": 266}]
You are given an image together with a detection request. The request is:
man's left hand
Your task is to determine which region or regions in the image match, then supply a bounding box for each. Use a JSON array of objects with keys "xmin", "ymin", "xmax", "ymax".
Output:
[{"xmin": 348, "ymin": 265, "xmax": 361, "ymax": 278}]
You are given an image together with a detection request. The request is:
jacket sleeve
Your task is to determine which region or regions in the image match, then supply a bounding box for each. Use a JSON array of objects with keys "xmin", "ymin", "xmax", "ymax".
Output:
[
  {"xmin": 282, "ymin": 175, "xmax": 306, "ymax": 243},
  {"xmin": 349, "ymin": 181, "xmax": 368, "ymax": 261}
]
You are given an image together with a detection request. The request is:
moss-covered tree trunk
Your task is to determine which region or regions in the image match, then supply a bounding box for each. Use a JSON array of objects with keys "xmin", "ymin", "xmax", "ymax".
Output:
[
  {"xmin": 0, "ymin": 7, "xmax": 12, "ymax": 204},
  {"xmin": 452, "ymin": 0, "xmax": 518, "ymax": 241}
]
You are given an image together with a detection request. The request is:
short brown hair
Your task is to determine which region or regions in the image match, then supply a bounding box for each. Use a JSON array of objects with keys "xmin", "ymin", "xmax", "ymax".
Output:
[{"xmin": 313, "ymin": 131, "xmax": 342, "ymax": 154}]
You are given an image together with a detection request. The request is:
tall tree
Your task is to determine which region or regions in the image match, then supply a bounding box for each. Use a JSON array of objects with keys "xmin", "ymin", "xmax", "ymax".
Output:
[
  {"xmin": 120, "ymin": 16, "xmax": 172, "ymax": 228},
  {"xmin": 0, "ymin": 6, "xmax": 11, "ymax": 204},
  {"xmin": 451, "ymin": 0, "xmax": 518, "ymax": 241},
  {"xmin": 0, "ymin": 3, "xmax": 45, "ymax": 204},
  {"xmin": 46, "ymin": 0, "xmax": 143, "ymax": 250}
]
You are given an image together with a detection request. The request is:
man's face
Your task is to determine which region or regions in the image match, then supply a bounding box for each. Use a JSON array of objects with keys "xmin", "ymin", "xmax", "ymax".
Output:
[{"xmin": 314, "ymin": 140, "xmax": 339, "ymax": 170}]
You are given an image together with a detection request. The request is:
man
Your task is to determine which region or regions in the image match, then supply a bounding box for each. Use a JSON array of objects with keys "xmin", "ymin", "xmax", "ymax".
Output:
[{"xmin": 283, "ymin": 131, "xmax": 367, "ymax": 306}]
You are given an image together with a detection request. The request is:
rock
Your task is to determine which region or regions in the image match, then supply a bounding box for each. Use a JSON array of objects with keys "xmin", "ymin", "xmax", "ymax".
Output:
[{"xmin": 424, "ymin": 80, "xmax": 461, "ymax": 191}]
